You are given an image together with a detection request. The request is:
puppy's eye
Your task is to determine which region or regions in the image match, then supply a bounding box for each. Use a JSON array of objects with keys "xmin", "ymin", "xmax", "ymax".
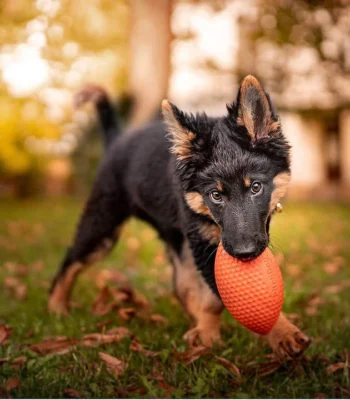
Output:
[
  {"xmin": 210, "ymin": 190, "xmax": 223, "ymax": 204},
  {"xmin": 251, "ymin": 181, "xmax": 262, "ymax": 194}
]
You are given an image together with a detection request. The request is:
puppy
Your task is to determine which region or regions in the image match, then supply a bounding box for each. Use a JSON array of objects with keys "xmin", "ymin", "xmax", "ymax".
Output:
[{"xmin": 49, "ymin": 76, "xmax": 311, "ymax": 360}]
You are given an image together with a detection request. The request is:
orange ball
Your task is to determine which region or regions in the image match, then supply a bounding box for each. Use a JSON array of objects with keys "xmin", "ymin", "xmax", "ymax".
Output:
[{"xmin": 215, "ymin": 242, "xmax": 283, "ymax": 335}]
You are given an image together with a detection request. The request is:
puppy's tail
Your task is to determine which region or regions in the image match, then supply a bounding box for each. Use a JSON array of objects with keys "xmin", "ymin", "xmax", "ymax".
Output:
[{"xmin": 74, "ymin": 85, "xmax": 121, "ymax": 149}]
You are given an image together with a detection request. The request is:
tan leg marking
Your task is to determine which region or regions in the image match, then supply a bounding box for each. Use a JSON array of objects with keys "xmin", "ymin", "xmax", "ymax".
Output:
[
  {"xmin": 269, "ymin": 172, "xmax": 291, "ymax": 214},
  {"xmin": 48, "ymin": 237, "xmax": 116, "ymax": 315},
  {"xmin": 170, "ymin": 242, "xmax": 223, "ymax": 347},
  {"xmin": 48, "ymin": 263, "xmax": 83, "ymax": 314},
  {"xmin": 264, "ymin": 313, "xmax": 311, "ymax": 360}
]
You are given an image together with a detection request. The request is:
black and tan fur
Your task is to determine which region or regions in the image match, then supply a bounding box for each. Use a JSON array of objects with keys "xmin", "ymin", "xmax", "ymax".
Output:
[{"xmin": 49, "ymin": 76, "xmax": 310, "ymax": 359}]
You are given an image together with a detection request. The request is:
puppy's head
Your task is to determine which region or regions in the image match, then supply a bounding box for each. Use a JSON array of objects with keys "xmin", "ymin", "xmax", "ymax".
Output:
[{"xmin": 162, "ymin": 75, "xmax": 291, "ymax": 260}]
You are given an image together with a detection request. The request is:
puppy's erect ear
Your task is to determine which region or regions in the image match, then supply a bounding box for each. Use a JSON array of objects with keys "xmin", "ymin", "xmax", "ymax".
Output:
[
  {"xmin": 162, "ymin": 100, "xmax": 197, "ymax": 160},
  {"xmin": 231, "ymin": 75, "xmax": 281, "ymax": 142}
]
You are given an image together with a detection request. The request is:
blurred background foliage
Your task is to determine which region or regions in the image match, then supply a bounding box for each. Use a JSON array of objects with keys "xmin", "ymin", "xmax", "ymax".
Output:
[
  {"xmin": 0, "ymin": 0, "xmax": 129, "ymax": 195},
  {"xmin": 0, "ymin": 0, "xmax": 349, "ymax": 198}
]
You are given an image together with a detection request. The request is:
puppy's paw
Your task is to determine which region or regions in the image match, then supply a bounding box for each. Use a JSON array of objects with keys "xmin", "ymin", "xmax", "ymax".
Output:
[
  {"xmin": 48, "ymin": 295, "xmax": 70, "ymax": 315},
  {"xmin": 266, "ymin": 318, "xmax": 311, "ymax": 360},
  {"xmin": 183, "ymin": 326, "xmax": 222, "ymax": 347}
]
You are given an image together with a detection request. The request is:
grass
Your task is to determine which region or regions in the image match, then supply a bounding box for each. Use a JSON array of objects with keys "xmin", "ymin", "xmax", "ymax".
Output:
[{"xmin": 0, "ymin": 197, "xmax": 349, "ymax": 398}]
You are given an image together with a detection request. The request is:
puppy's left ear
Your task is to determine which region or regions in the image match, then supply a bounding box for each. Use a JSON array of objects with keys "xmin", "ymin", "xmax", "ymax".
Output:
[
  {"xmin": 162, "ymin": 100, "xmax": 197, "ymax": 160},
  {"xmin": 231, "ymin": 75, "xmax": 281, "ymax": 142}
]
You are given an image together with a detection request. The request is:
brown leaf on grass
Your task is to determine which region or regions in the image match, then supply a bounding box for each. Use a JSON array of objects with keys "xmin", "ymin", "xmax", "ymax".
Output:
[
  {"xmin": 325, "ymin": 284, "xmax": 344, "ymax": 294},
  {"xmin": 327, "ymin": 362, "xmax": 347, "ymax": 375},
  {"xmin": 157, "ymin": 380, "xmax": 176, "ymax": 398},
  {"xmin": 4, "ymin": 262, "xmax": 28, "ymax": 276},
  {"xmin": 99, "ymin": 352, "xmax": 126, "ymax": 377},
  {"xmin": 95, "ymin": 269, "xmax": 127, "ymax": 289},
  {"xmin": 0, "ymin": 324, "xmax": 13, "ymax": 345},
  {"xmin": 5, "ymin": 376, "xmax": 20, "ymax": 391},
  {"xmin": 30, "ymin": 260, "xmax": 44, "ymax": 271},
  {"xmin": 117, "ymin": 286, "xmax": 150, "ymax": 309},
  {"xmin": 214, "ymin": 356, "xmax": 241, "ymax": 378},
  {"xmin": 26, "ymin": 328, "xmax": 34, "ymax": 339},
  {"xmin": 323, "ymin": 261, "xmax": 340, "ymax": 275},
  {"xmin": 150, "ymin": 314, "xmax": 168, "ymax": 325},
  {"xmin": 129, "ymin": 338, "xmax": 159, "ymax": 357},
  {"xmin": 4, "ymin": 277, "xmax": 27, "ymax": 300},
  {"xmin": 82, "ymin": 327, "xmax": 131, "ymax": 347},
  {"xmin": 29, "ymin": 338, "xmax": 78, "ymax": 355},
  {"xmin": 286, "ymin": 264, "xmax": 302, "ymax": 278},
  {"xmin": 109, "ymin": 287, "xmax": 129, "ymax": 304},
  {"xmin": 313, "ymin": 393, "xmax": 327, "ymax": 399},
  {"xmin": 11, "ymin": 356, "xmax": 27, "ymax": 369},
  {"xmin": 305, "ymin": 306, "xmax": 319, "ymax": 316},
  {"xmin": 119, "ymin": 307, "xmax": 136, "ymax": 321},
  {"xmin": 106, "ymin": 326, "xmax": 131, "ymax": 337},
  {"xmin": 96, "ymin": 318, "xmax": 114, "ymax": 330},
  {"xmin": 92, "ymin": 287, "xmax": 115, "ymax": 316},
  {"xmin": 334, "ymin": 384, "xmax": 350, "ymax": 398},
  {"xmin": 64, "ymin": 388, "xmax": 81, "ymax": 398},
  {"xmin": 173, "ymin": 345, "xmax": 209, "ymax": 365},
  {"xmin": 256, "ymin": 360, "xmax": 282, "ymax": 377}
]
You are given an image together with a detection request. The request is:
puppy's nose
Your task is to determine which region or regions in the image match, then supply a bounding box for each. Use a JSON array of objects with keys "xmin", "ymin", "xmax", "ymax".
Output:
[
  {"xmin": 232, "ymin": 245, "xmax": 257, "ymax": 260},
  {"xmin": 222, "ymin": 239, "xmax": 258, "ymax": 260}
]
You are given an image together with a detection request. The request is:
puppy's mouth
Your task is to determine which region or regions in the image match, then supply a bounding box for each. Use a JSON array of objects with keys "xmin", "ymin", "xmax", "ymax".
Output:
[
  {"xmin": 221, "ymin": 240, "xmax": 266, "ymax": 262},
  {"xmin": 236, "ymin": 248, "xmax": 265, "ymax": 262}
]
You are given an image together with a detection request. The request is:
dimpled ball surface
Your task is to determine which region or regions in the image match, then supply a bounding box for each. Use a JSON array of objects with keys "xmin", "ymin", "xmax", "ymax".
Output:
[{"xmin": 215, "ymin": 242, "xmax": 283, "ymax": 335}]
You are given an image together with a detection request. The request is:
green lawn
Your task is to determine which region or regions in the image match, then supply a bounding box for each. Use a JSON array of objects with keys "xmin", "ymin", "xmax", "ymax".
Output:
[{"xmin": 0, "ymin": 197, "xmax": 349, "ymax": 398}]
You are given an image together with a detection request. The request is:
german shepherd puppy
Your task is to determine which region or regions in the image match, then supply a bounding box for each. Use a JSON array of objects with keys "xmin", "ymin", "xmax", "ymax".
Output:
[{"xmin": 49, "ymin": 76, "xmax": 310, "ymax": 359}]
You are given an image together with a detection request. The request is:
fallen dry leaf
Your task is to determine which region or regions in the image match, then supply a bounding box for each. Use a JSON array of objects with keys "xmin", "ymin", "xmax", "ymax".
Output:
[
  {"xmin": 119, "ymin": 307, "xmax": 136, "ymax": 321},
  {"xmin": 173, "ymin": 345, "xmax": 209, "ymax": 365},
  {"xmin": 99, "ymin": 352, "xmax": 126, "ymax": 377},
  {"xmin": 327, "ymin": 362, "xmax": 347, "ymax": 375},
  {"xmin": 95, "ymin": 269, "xmax": 127, "ymax": 289},
  {"xmin": 257, "ymin": 360, "xmax": 282, "ymax": 377},
  {"xmin": 106, "ymin": 326, "xmax": 131, "ymax": 337},
  {"xmin": 82, "ymin": 327, "xmax": 131, "ymax": 347},
  {"xmin": 29, "ymin": 338, "xmax": 78, "ymax": 355},
  {"xmin": 157, "ymin": 380, "xmax": 176, "ymax": 397},
  {"xmin": 11, "ymin": 356, "xmax": 27, "ymax": 369},
  {"xmin": 26, "ymin": 328, "xmax": 34, "ymax": 339},
  {"xmin": 96, "ymin": 318, "xmax": 114, "ymax": 330},
  {"xmin": 109, "ymin": 287, "xmax": 129, "ymax": 304},
  {"xmin": 129, "ymin": 338, "xmax": 159, "ymax": 357},
  {"xmin": 6, "ymin": 376, "xmax": 20, "ymax": 391},
  {"xmin": 92, "ymin": 287, "xmax": 115, "ymax": 316},
  {"xmin": 117, "ymin": 286, "xmax": 150, "ymax": 309},
  {"xmin": 150, "ymin": 314, "xmax": 168, "ymax": 325},
  {"xmin": 0, "ymin": 324, "xmax": 13, "ymax": 345},
  {"xmin": 214, "ymin": 356, "xmax": 241, "ymax": 378},
  {"xmin": 313, "ymin": 393, "xmax": 327, "ymax": 399},
  {"xmin": 4, "ymin": 276, "xmax": 27, "ymax": 300},
  {"xmin": 64, "ymin": 388, "xmax": 81, "ymax": 398},
  {"xmin": 4, "ymin": 261, "xmax": 28, "ymax": 276}
]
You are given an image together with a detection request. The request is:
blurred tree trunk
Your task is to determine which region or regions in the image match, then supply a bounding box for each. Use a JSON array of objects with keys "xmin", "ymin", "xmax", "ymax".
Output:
[{"xmin": 128, "ymin": 0, "xmax": 172, "ymax": 128}]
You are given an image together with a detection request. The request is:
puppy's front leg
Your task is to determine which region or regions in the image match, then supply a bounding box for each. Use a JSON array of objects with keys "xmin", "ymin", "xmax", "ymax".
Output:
[{"xmin": 264, "ymin": 313, "xmax": 311, "ymax": 360}]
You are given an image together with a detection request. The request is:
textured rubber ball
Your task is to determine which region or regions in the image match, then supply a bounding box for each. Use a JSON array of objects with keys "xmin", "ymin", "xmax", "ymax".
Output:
[{"xmin": 215, "ymin": 242, "xmax": 284, "ymax": 335}]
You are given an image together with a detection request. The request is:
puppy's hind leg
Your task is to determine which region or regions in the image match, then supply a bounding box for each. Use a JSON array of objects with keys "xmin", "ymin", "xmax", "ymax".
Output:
[
  {"xmin": 49, "ymin": 182, "xmax": 129, "ymax": 314},
  {"xmin": 170, "ymin": 242, "xmax": 224, "ymax": 347}
]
